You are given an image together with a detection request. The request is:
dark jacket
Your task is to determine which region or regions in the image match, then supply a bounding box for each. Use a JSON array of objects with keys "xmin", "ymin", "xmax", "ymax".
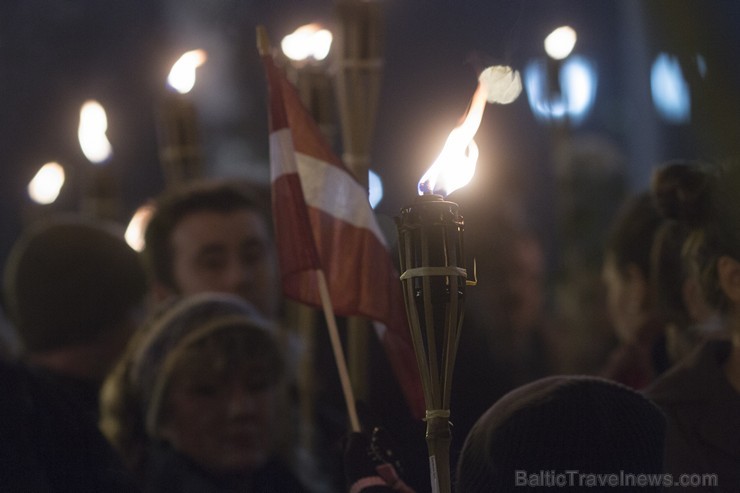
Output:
[
  {"xmin": 143, "ymin": 442, "xmax": 312, "ymax": 493},
  {"xmin": 0, "ymin": 359, "xmax": 140, "ymax": 492},
  {"xmin": 645, "ymin": 339, "xmax": 740, "ymax": 492}
]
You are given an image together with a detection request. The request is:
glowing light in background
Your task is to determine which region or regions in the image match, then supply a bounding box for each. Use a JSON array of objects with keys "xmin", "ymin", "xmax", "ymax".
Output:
[
  {"xmin": 545, "ymin": 26, "xmax": 577, "ymax": 60},
  {"xmin": 281, "ymin": 24, "xmax": 333, "ymax": 62},
  {"xmin": 78, "ymin": 100, "xmax": 113, "ymax": 164},
  {"xmin": 562, "ymin": 57, "xmax": 596, "ymax": 117},
  {"xmin": 368, "ymin": 169, "xmax": 383, "ymax": 209},
  {"xmin": 524, "ymin": 55, "xmax": 597, "ymax": 125},
  {"xmin": 28, "ymin": 162, "xmax": 65, "ymax": 205},
  {"xmin": 167, "ymin": 50, "xmax": 207, "ymax": 94},
  {"xmin": 125, "ymin": 203, "xmax": 156, "ymax": 252},
  {"xmin": 696, "ymin": 54, "xmax": 707, "ymax": 78},
  {"xmin": 525, "ymin": 62, "xmax": 565, "ymax": 119},
  {"xmin": 651, "ymin": 53, "xmax": 691, "ymax": 124}
]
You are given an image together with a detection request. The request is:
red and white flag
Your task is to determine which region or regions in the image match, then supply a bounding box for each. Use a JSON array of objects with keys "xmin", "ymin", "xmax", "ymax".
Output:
[{"xmin": 262, "ymin": 50, "xmax": 424, "ymax": 419}]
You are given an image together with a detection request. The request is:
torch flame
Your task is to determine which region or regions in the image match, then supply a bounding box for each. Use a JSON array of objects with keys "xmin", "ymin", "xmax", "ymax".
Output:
[
  {"xmin": 167, "ymin": 49, "xmax": 207, "ymax": 94},
  {"xmin": 28, "ymin": 161, "xmax": 65, "ymax": 204},
  {"xmin": 418, "ymin": 65, "xmax": 522, "ymax": 196},
  {"xmin": 418, "ymin": 83, "xmax": 487, "ymax": 196},
  {"xmin": 281, "ymin": 24, "xmax": 333, "ymax": 62},
  {"xmin": 78, "ymin": 100, "xmax": 113, "ymax": 164},
  {"xmin": 125, "ymin": 203, "xmax": 156, "ymax": 252}
]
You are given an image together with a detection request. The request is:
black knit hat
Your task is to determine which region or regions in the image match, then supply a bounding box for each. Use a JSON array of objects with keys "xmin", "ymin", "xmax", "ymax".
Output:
[
  {"xmin": 3, "ymin": 215, "xmax": 148, "ymax": 352},
  {"xmin": 456, "ymin": 376, "xmax": 665, "ymax": 492}
]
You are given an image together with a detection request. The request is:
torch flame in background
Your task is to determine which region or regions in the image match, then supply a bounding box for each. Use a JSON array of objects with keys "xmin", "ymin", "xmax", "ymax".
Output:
[
  {"xmin": 418, "ymin": 65, "xmax": 522, "ymax": 197},
  {"xmin": 167, "ymin": 49, "xmax": 208, "ymax": 94},
  {"xmin": 125, "ymin": 203, "xmax": 156, "ymax": 252},
  {"xmin": 78, "ymin": 100, "xmax": 113, "ymax": 164},
  {"xmin": 28, "ymin": 161, "xmax": 65, "ymax": 204},
  {"xmin": 281, "ymin": 24, "xmax": 333, "ymax": 62}
]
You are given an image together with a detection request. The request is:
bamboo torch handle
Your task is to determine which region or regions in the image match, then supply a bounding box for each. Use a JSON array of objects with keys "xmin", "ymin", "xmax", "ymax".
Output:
[{"xmin": 426, "ymin": 413, "xmax": 452, "ymax": 493}]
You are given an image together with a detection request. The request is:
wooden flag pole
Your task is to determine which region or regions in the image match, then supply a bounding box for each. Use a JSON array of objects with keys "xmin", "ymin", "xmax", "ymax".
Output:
[{"xmin": 316, "ymin": 269, "xmax": 362, "ymax": 432}]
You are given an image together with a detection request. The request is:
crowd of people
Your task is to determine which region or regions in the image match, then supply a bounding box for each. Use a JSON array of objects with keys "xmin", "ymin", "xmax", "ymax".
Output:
[{"xmin": 0, "ymin": 159, "xmax": 738, "ymax": 491}]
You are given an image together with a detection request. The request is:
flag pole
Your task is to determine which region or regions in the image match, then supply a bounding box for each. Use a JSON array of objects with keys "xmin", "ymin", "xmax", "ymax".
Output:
[{"xmin": 316, "ymin": 269, "xmax": 361, "ymax": 432}]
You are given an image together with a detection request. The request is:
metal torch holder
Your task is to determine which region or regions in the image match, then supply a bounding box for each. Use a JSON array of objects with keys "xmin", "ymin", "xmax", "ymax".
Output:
[{"xmin": 396, "ymin": 194, "xmax": 466, "ymax": 493}]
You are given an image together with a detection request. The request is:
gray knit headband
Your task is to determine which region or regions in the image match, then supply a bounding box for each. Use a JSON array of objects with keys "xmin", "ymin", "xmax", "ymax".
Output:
[{"xmin": 127, "ymin": 292, "xmax": 275, "ymax": 436}]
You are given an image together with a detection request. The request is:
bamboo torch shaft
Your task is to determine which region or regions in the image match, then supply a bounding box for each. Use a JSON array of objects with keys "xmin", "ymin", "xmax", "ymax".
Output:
[{"xmin": 426, "ymin": 414, "xmax": 452, "ymax": 493}]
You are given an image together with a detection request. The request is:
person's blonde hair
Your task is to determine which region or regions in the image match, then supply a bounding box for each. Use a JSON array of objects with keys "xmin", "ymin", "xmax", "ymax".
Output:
[{"xmin": 99, "ymin": 293, "xmax": 291, "ymax": 476}]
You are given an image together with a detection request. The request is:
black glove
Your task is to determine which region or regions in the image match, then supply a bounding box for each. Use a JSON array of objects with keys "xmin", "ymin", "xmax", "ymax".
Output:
[{"xmin": 342, "ymin": 428, "xmax": 415, "ymax": 493}]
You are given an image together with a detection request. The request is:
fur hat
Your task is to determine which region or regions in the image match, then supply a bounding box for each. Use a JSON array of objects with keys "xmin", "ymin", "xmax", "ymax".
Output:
[
  {"xmin": 456, "ymin": 376, "xmax": 665, "ymax": 492},
  {"xmin": 3, "ymin": 215, "xmax": 147, "ymax": 352}
]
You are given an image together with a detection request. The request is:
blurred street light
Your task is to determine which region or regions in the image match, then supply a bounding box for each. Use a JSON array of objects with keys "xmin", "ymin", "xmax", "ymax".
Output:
[{"xmin": 545, "ymin": 26, "xmax": 577, "ymax": 60}]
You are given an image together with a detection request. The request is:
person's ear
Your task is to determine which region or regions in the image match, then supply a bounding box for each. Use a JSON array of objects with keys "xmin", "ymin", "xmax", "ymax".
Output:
[{"xmin": 717, "ymin": 255, "xmax": 740, "ymax": 304}]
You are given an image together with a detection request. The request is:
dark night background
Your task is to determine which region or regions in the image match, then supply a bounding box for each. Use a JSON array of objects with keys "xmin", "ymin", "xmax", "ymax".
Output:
[
  {"xmin": 1, "ymin": 0, "xmax": 740, "ymax": 329},
  {"xmin": 2, "ymin": 2, "xmax": 740, "ymax": 488}
]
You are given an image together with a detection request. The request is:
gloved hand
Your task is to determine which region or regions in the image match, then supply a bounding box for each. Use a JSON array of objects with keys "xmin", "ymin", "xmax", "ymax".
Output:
[{"xmin": 343, "ymin": 427, "xmax": 415, "ymax": 493}]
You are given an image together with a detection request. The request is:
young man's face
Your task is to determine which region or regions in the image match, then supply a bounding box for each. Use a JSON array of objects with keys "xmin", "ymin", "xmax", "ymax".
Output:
[{"xmin": 168, "ymin": 209, "xmax": 279, "ymax": 317}]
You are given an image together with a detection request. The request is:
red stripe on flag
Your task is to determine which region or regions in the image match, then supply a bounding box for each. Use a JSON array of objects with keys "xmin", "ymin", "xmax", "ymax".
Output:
[
  {"xmin": 304, "ymin": 206, "xmax": 397, "ymax": 317},
  {"xmin": 302, "ymin": 208, "xmax": 425, "ymax": 419},
  {"xmin": 271, "ymin": 173, "xmax": 321, "ymax": 281},
  {"xmin": 276, "ymin": 65, "xmax": 346, "ymax": 171},
  {"xmin": 265, "ymin": 55, "xmax": 289, "ymax": 133}
]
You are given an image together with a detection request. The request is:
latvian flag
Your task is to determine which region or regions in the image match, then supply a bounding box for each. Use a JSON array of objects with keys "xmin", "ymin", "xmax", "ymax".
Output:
[{"xmin": 261, "ymin": 44, "xmax": 424, "ymax": 420}]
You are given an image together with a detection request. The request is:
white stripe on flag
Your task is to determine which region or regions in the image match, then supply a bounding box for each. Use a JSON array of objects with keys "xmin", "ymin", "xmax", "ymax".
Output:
[
  {"xmin": 270, "ymin": 129, "xmax": 387, "ymax": 248},
  {"xmin": 269, "ymin": 129, "xmax": 298, "ymax": 176},
  {"xmin": 296, "ymin": 151, "xmax": 387, "ymax": 248}
]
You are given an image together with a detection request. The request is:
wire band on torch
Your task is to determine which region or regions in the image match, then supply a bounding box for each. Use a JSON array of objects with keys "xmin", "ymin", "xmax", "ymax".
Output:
[
  {"xmin": 399, "ymin": 266, "xmax": 467, "ymax": 280},
  {"xmin": 424, "ymin": 409, "xmax": 452, "ymax": 423}
]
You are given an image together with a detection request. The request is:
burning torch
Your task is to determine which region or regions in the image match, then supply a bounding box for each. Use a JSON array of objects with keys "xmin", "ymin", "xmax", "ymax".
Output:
[{"xmin": 396, "ymin": 65, "xmax": 521, "ymax": 493}]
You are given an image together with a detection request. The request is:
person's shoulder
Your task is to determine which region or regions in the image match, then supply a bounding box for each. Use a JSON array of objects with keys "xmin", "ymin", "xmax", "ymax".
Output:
[
  {"xmin": 0, "ymin": 359, "xmax": 142, "ymax": 492},
  {"xmin": 645, "ymin": 339, "xmax": 730, "ymax": 407},
  {"xmin": 0, "ymin": 359, "xmax": 56, "ymax": 413}
]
